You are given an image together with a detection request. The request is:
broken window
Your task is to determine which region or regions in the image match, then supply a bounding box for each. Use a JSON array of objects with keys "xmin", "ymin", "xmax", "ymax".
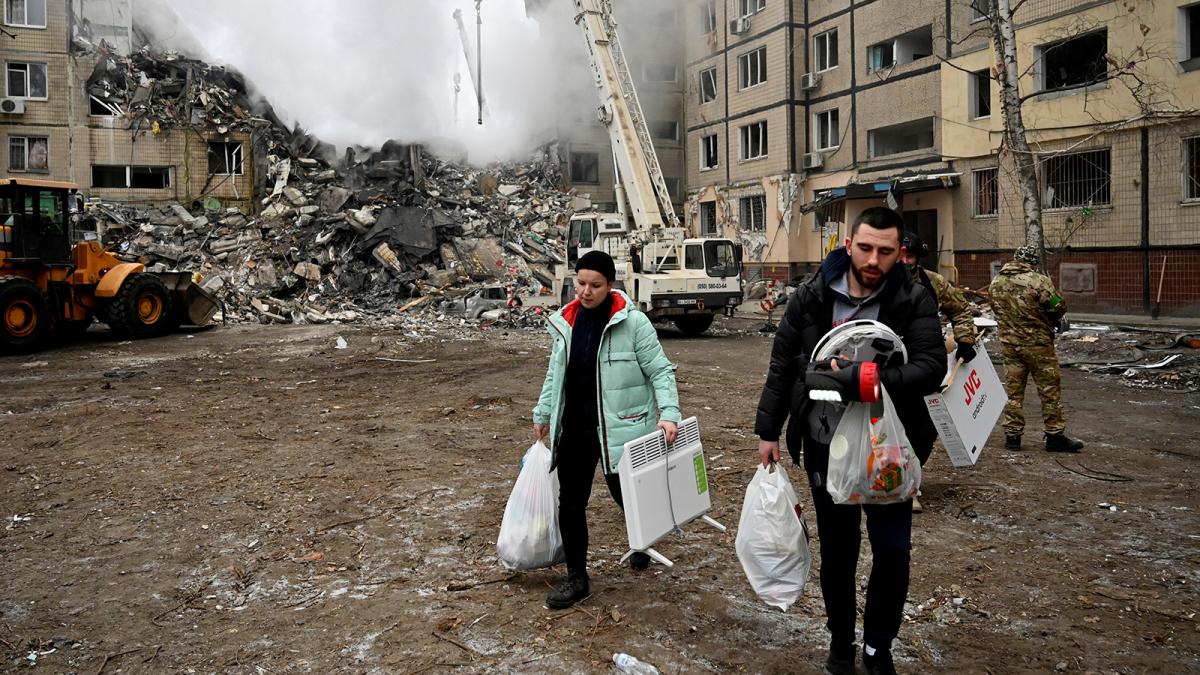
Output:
[
  {"xmin": 4, "ymin": 0, "xmax": 46, "ymax": 27},
  {"xmin": 970, "ymin": 0, "xmax": 993, "ymax": 21},
  {"xmin": 699, "ymin": 67, "xmax": 717, "ymax": 104},
  {"xmin": 89, "ymin": 95, "xmax": 120, "ymax": 116},
  {"xmin": 1043, "ymin": 149, "xmax": 1110, "ymax": 208},
  {"xmin": 700, "ymin": 201, "xmax": 718, "ymax": 236},
  {"xmin": 1182, "ymin": 4, "xmax": 1200, "ymax": 62},
  {"xmin": 1185, "ymin": 136, "xmax": 1200, "ymax": 200},
  {"xmin": 700, "ymin": 133, "xmax": 718, "ymax": 170},
  {"xmin": 814, "ymin": 29, "xmax": 838, "ymax": 71},
  {"xmin": 6, "ymin": 62, "xmax": 47, "ymax": 98},
  {"xmin": 868, "ymin": 117, "xmax": 934, "ymax": 157},
  {"xmin": 684, "ymin": 244, "xmax": 704, "ymax": 270},
  {"xmin": 740, "ymin": 121, "xmax": 767, "ymax": 160},
  {"xmin": 569, "ymin": 151, "xmax": 600, "ymax": 184},
  {"xmin": 8, "ymin": 135, "xmax": 47, "ymax": 172},
  {"xmin": 701, "ymin": 0, "xmax": 717, "ymax": 34},
  {"xmin": 739, "ymin": 0, "xmax": 765, "ymax": 18},
  {"xmin": 650, "ymin": 120, "xmax": 678, "ymax": 142},
  {"xmin": 815, "ymin": 109, "xmax": 839, "ymax": 150},
  {"xmin": 740, "ymin": 194, "xmax": 766, "ymax": 231},
  {"xmin": 208, "ymin": 141, "xmax": 244, "ymax": 176},
  {"xmin": 91, "ymin": 165, "xmax": 171, "ymax": 189},
  {"xmin": 643, "ymin": 63, "xmax": 677, "ymax": 83},
  {"xmin": 867, "ymin": 25, "xmax": 932, "ymax": 72},
  {"xmin": 1037, "ymin": 30, "xmax": 1107, "ymax": 92},
  {"xmin": 970, "ymin": 69, "xmax": 991, "ymax": 118},
  {"xmin": 738, "ymin": 46, "xmax": 767, "ymax": 89},
  {"xmin": 973, "ymin": 168, "xmax": 998, "ymax": 216}
]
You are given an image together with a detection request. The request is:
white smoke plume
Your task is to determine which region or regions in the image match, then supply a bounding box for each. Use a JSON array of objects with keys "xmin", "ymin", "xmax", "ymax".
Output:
[{"xmin": 135, "ymin": 0, "xmax": 680, "ymax": 165}]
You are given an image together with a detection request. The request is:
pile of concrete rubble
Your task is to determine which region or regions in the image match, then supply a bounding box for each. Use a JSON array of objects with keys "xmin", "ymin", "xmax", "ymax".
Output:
[{"xmin": 82, "ymin": 49, "xmax": 581, "ymax": 326}]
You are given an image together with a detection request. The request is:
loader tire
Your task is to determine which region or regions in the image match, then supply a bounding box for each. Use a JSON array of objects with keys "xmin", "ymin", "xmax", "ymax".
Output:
[
  {"xmin": 672, "ymin": 313, "xmax": 714, "ymax": 336},
  {"xmin": 109, "ymin": 273, "xmax": 175, "ymax": 339},
  {"xmin": 0, "ymin": 276, "xmax": 48, "ymax": 352}
]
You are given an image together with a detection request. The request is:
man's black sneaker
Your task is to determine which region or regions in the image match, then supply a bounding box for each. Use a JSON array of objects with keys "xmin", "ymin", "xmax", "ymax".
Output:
[
  {"xmin": 862, "ymin": 647, "xmax": 897, "ymax": 675},
  {"xmin": 822, "ymin": 643, "xmax": 857, "ymax": 675},
  {"xmin": 546, "ymin": 573, "xmax": 589, "ymax": 610},
  {"xmin": 1045, "ymin": 433, "xmax": 1084, "ymax": 453},
  {"xmin": 629, "ymin": 551, "xmax": 651, "ymax": 571},
  {"xmin": 1004, "ymin": 434, "xmax": 1022, "ymax": 450}
]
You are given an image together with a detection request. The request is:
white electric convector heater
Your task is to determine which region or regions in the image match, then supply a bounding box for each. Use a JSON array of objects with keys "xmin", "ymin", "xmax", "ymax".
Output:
[{"xmin": 617, "ymin": 416, "xmax": 725, "ymax": 568}]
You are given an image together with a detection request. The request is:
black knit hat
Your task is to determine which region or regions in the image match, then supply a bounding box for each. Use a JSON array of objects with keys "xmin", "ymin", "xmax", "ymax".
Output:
[{"xmin": 575, "ymin": 250, "xmax": 616, "ymax": 283}]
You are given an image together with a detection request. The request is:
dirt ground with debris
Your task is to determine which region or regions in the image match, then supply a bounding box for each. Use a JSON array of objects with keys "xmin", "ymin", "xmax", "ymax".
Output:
[{"xmin": 1, "ymin": 318, "xmax": 1197, "ymax": 674}]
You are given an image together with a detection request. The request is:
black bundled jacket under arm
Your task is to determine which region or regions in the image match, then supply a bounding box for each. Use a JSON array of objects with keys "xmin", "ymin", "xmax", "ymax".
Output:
[{"xmin": 754, "ymin": 248, "xmax": 946, "ymax": 466}]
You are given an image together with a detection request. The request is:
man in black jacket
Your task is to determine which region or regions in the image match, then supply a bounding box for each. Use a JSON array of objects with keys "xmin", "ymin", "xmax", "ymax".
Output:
[{"xmin": 755, "ymin": 207, "xmax": 946, "ymax": 675}]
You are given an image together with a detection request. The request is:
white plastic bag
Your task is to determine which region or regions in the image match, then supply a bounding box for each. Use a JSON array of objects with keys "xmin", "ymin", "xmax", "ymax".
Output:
[
  {"xmin": 496, "ymin": 441, "xmax": 564, "ymax": 570},
  {"xmin": 826, "ymin": 386, "xmax": 921, "ymax": 505},
  {"xmin": 735, "ymin": 463, "xmax": 811, "ymax": 611}
]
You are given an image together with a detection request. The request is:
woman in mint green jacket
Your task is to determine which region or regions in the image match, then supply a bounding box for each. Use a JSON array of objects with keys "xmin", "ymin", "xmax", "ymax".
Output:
[{"xmin": 532, "ymin": 251, "xmax": 681, "ymax": 609}]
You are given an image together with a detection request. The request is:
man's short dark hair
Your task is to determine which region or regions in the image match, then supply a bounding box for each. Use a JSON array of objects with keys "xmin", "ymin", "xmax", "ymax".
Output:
[{"xmin": 850, "ymin": 207, "xmax": 904, "ymax": 238}]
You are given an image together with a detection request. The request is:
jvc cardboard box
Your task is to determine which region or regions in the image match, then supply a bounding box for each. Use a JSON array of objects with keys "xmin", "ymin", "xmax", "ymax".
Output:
[{"xmin": 923, "ymin": 343, "xmax": 1008, "ymax": 467}]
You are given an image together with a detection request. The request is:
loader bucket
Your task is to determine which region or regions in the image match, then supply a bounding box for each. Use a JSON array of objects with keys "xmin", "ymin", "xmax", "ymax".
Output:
[{"xmin": 156, "ymin": 272, "xmax": 219, "ymax": 326}]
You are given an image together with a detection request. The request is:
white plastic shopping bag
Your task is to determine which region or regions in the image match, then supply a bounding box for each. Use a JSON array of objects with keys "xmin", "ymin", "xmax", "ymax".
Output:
[
  {"xmin": 496, "ymin": 441, "xmax": 564, "ymax": 570},
  {"xmin": 735, "ymin": 463, "xmax": 811, "ymax": 611},
  {"xmin": 825, "ymin": 386, "xmax": 921, "ymax": 505}
]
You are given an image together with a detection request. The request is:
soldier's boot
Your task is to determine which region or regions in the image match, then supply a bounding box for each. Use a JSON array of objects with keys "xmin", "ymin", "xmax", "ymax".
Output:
[
  {"xmin": 1045, "ymin": 433, "xmax": 1084, "ymax": 453},
  {"xmin": 1004, "ymin": 433, "xmax": 1022, "ymax": 450}
]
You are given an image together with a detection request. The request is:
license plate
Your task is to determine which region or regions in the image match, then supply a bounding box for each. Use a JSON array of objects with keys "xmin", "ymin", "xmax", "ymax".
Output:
[{"xmin": 676, "ymin": 298, "xmax": 695, "ymax": 306}]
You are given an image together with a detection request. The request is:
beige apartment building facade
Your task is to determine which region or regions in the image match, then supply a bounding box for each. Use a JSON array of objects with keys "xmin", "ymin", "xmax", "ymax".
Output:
[{"xmin": 2, "ymin": 0, "xmax": 253, "ymax": 210}]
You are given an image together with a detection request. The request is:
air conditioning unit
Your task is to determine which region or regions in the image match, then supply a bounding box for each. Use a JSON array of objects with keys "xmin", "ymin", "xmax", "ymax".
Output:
[
  {"xmin": 729, "ymin": 16, "xmax": 750, "ymax": 35},
  {"xmin": 803, "ymin": 152, "xmax": 825, "ymax": 170},
  {"xmin": 0, "ymin": 97, "xmax": 26, "ymax": 114},
  {"xmin": 801, "ymin": 72, "xmax": 821, "ymax": 91}
]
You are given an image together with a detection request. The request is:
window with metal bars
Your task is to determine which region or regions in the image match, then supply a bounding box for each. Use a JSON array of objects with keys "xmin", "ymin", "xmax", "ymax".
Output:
[
  {"xmin": 1042, "ymin": 149, "xmax": 1110, "ymax": 208},
  {"xmin": 973, "ymin": 168, "xmax": 998, "ymax": 216},
  {"xmin": 8, "ymin": 135, "xmax": 47, "ymax": 172},
  {"xmin": 739, "ymin": 195, "xmax": 766, "ymax": 231},
  {"xmin": 1184, "ymin": 136, "xmax": 1200, "ymax": 200},
  {"xmin": 700, "ymin": 201, "xmax": 718, "ymax": 236}
]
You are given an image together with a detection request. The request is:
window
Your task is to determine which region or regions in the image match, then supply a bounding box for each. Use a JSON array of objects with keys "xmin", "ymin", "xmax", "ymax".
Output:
[
  {"xmin": 89, "ymin": 95, "xmax": 120, "ymax": 116},
  {"xmin": 700, "ymin": 201, "xmax": 718, "ymax": 236},
  {"xmin": 970, "ymin": 69, "xmax": 991, "ymax": 118},
  {"xmin": 1185, "ymin": 136, "xmax": 1200, "ymax": 200},
  {"xmin": 699, "ymin": 67, "xmax": 717, "ymax": 103},
  {"xmin": 1037, "ymin": 30, "xmax": 1107, "ymax": 92},
  {"xmin": 8, "ymin": 135, "xmax": 47, "ymax": 172},
  {"xmin": 815, "ymin": 109, "xmax": 839, "ymax": 150},
  {"xmin": 4, "ymin": 0, "xmax": 46, "ymax": 28},
  {"xmin": 867, "ymin": 26, "xmax": 932, "ymax": 72},
  {"xmin": 643, "ymin": 63, "xmax": 677, "ymax": 83},
  {"xmin": 1183, "ymin": 4, "xmax": 1200, "ymax": 62},
  {"xmin": 1043, "ymin": 149, "xmax": 1111, "ymax": 208},
  {"xmin": 739, "ymin": 46, "xmax": 767, "ymax": 89},
  {"xmin": 970, "ymin": 0, "xmax": 994, "ymax": 21},
  {"xmin": 569, "ymin": 151, "xmax": 599, "ymax": 183},
  {"xmin": 869, "ymin": 117, "xmax": 935, "ymax": 157},
  {"xmin": 650, "ymin": 120, "xmax": 679, "ymax": 142},
  {"xmin": 740, "ymin": 195, "xmax": 766, "ymax": 231},
  {"xmin": 740, "ymin": 121, "xmax": 768, "ymax": 160},
  {"xmin": 91, "ymin": 165, "xmax": 172, "ymax": 189},
  {"xmin": 814, "ymin": 29, "xmax": 838, "ymax": 71},
  {"xmin": 973, "ymin": 168, "xmax": 998, "ymax": 216},
  {"xmin": 739, "ymin": 0, "xmax": 765, "ymax": 18},
  {"xmin": 701, "ymin": 0, "xmax": 717, "ymax": 34},
  {"xmin": 6, "ymin": 62, "xmax": 47, "ymax": 99},
  {"xmin": 207, "ymin": 142, "xmax": 243, "ymax": 175},
  {"xmin": 700, "ymin": 134, "xmax": 718, "ymax": 170},
  {"xmin": 684, "ymin": 244, "xmax": 704, "ymax": 270}
]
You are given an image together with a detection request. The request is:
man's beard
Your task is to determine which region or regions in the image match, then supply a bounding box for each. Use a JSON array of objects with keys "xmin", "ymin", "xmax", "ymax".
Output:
[{"xmin": 851, "ymin": 261, "xmax": 883, "ymax": 290}]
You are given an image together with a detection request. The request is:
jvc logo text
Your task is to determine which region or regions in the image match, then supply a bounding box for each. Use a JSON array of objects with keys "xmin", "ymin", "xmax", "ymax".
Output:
[{"xmin": 963, "ymin": 370, "xmax": 983, "ymax": 406}]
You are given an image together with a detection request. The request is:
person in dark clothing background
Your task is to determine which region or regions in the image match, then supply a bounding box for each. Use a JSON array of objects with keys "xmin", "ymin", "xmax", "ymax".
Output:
[
  {"xmin": 532, "ymin": 251, "xmax": 681, "ymax": 610},
  {"xmin": 754, "ymin": 207, "xmax": 946, "ymax": 675}
]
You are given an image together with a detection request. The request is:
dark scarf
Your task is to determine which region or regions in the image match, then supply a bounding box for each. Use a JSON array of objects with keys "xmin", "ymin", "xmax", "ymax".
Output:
[{"xmin": 562, "ymin": 293, "xmax": 614, "ymax": 431}]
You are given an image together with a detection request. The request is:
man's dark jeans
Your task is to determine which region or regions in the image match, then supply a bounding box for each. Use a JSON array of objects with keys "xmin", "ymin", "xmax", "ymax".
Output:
[
  {"xmin": 808, "ymin": 469, "xmax": 913, "ymax": 651},
  {"xmin": 556, "ymin": 426, "xmax": 624, "ymax": 577}
]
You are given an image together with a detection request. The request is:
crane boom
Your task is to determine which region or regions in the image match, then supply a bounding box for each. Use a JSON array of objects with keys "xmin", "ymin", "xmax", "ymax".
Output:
[
  {"xmin": 573, "ymin": 0, "xmax": 679, "ymax": 230},
  {"xmin": 452, "ymin": 7, "xmax": 489, "ymax": 120}
]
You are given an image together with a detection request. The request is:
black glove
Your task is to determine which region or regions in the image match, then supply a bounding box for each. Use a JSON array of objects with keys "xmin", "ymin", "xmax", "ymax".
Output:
[
  {"xmin": 955, "ymin": 341, "xmax": 976, "ymax": 364},
  {"xmin": 805, "ymin": 359, "xmax": 881, "ymax": 403},
  {"xmin": 1056, "ymin": 317, "xmax": 1070, "ymax": 334}
]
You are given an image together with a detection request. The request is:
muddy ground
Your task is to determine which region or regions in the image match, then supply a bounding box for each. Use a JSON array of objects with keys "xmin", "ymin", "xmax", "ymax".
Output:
[{"xmin": 1, "ymin": 317, "xmax": 1197, "ymax": 674}]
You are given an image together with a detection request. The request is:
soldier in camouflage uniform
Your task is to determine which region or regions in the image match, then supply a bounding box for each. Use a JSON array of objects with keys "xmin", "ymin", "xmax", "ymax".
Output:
[
  {"xmin": 988, "ymin": 244, "xmax": 1084, "ymax": 452},
  {"xmin": 903, "ymin": 233, "xmax": 978, "ymax": 362}
]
